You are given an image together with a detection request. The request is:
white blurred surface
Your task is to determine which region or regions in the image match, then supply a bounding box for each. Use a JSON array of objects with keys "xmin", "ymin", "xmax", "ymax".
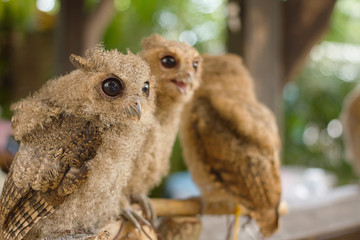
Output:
[{"xmin": 280, "ymin": 166, "xmax": 337, "ymax": 206}]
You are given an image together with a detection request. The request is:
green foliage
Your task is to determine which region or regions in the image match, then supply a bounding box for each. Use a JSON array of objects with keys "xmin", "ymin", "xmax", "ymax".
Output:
[
  {"xmin": 0, "ymin": 0, "xmax": 42, "ymax": 119},
  {"xmin": 103, "ymin": 0, "xmax": 226, "ymax": 54},
  {"xmin": 284, "ymin": 59, "xmax": 359, "ymax": 184},
  {"xmin": 326, "ymin": 0, "xmax": 360, "ymax": 44},
  {"xmin": 0, "ymin": 0, "xmax": 38, "ymax": 32},
  {"xmin": 283, "ymin": 0, "xmax": 360, "ymax": 185}
]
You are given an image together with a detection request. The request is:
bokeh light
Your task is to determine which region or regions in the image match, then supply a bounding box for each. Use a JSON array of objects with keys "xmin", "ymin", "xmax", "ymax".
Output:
[
  {"xmin": 193, "ymin": 21, "xmax": 220, "ymax": 42},
  {"xmin": 179, "ymin": 30, "xmax": 197, "ymax": 46},
  {"xmin": 191, "ymin": 0, "xmax": 223, "ymax": 14},
  {"xmin": 114, "ymin": 0, "xmax": 131, "ymax": 12},
  {"xmin": 327, "ymin": 119, "xmax": 343, "ymax": 139},
  {"xmin": 303, "ymin": 124, "xmax": 320, "ymax": 146},
  {"xmin": 36, "ymin": 0, "xmax": 56, "ymax": 12},
  {"xmin": 157, "ymin": 11, "xmax": 178, "ymax": 29}
]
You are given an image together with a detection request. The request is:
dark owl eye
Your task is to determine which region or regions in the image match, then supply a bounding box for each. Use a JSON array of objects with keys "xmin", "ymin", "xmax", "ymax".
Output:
[
  {"xmin": 161, "ymin": 55, "xmax": 177, "ymax": 68},
  {"xmin": 193, "ymin": 61, "xmax": 198, "ymax": 71},
  {"xmin": 101, "ymin": 77, "xmax": 124, "ymax": 97},
  {"xmin": 142, "ymin": 81, "xmax": 150, "ymax": 98}
]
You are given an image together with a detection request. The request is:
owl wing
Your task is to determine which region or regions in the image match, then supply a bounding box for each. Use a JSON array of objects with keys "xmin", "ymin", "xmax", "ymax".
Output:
[
  {"xmin": 0, "ymin": 114, "xmax": 102, "ymax": 240},
  {"xmin": 194, "ymin": 95, "xmax": 281, "ymax": 209}
]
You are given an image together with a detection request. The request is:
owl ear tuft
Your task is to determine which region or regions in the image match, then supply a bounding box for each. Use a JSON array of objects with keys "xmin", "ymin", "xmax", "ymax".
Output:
[
  {"xmin": 70, "ymin": 54, "xmax": 93, "ymax": 71},
  {"xmin": 141, "ymin": 34, "xmax": 166, "ymax": 49}
]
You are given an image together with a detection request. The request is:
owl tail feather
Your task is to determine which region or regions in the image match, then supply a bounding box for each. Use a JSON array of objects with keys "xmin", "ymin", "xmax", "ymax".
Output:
[{"xmin": 251, "ymin": 208, "xmax": 279, "ymax": 237}]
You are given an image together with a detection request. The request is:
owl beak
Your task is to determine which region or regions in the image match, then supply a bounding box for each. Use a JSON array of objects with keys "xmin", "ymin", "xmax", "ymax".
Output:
[
  {"xmin": 128, "ymin": 99, "xmax": 142, "ymax": 121},
  {"xmin": 171, "ymin": 80, "xmax": 188, "ymax": 95}
]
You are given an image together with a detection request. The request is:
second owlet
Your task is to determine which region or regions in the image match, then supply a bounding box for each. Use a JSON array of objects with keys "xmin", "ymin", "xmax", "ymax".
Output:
[
  {"xmin": 124, "ymin": 34, "xmax": 202, "ymax": 212},
  {"xmin": 180, "ymin": 54, "xmax": 282, "ymax": 237},
  {"xmin": 0, "ymin": 47, "xmax": 155, "ymax": 240}
]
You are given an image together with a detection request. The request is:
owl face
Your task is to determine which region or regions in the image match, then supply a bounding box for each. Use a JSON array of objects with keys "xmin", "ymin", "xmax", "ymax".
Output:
[
  {"xmin": 141, "ymin": 35, "xmax": 202, "ymax": 99},
  {"xmin": 42, "ymin": 48, "xmax": 155, "ymax": 126}
]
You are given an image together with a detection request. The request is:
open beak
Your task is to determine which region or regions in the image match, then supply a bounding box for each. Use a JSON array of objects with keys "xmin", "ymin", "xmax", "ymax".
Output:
[
  {"xmin": 170, "ymin": 75, "xmax": 193, "ymax": 95},
  {"xmin": 171, "ymin": 79, "xmax": 188, "ymax": 94},
  {"xmin": 128, "ymin": 99, "xmax": 142, "ymax": 121}
]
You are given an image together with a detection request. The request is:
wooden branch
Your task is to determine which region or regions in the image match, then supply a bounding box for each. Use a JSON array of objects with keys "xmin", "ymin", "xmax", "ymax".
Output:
[
  {"xmin": 56, "ymin": 0, "xmax": 86, "ymax": 75},
  {"xmin": 282, "ymin": 0, "xmax": 336, "ymax": 85},
  {"xmin": 151, "ymin": 197, "xmax": 288, "ymax": 217},
  {"xmin": 152, "ymin": 198, "xmax": 202, "ymax": 217}
]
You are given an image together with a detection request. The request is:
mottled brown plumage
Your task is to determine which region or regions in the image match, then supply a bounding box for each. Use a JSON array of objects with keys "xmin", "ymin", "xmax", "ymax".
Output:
[
  {"xmin": 341, "ymin": 86, "xmax": 360, "ymax": 177},
  {"xmin": 180, "ymin": 54, "xmax": 281, "ymax": 237},
  {"xmin": 125, "ymin": 35, "xmax": 202, "ymax": 205},
  {"xmin": 0, "ymin": 116, "xmax": 100, "ymax": 240},
  {"xmin": 0, "ymin": 46, "xmax": 155, "ymax": 240}
]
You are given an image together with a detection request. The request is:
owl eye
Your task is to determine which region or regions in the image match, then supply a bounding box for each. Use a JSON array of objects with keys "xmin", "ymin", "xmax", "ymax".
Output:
[
  {"xmin": 161, "ymin": 55, "xmax": 177, "ymax": 68},
  {"xmin": 101, "ymin": 77, "xmax": 124, "ymax": 97},
  {"xmin": 142, "ymin": 81, "xmax": 150, "ymax": 98},
  {"xmin": 193, "ymin": 61, "xmax": 199, "ymax": 71}
]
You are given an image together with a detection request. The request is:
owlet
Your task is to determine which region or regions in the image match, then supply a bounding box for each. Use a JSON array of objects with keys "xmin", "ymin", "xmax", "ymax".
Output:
[
  {"xmin": 124, "ymin": 34, "xmax": 202, "ymax": 216},
  {"xmin": 0, "ymin": 46, "xmax": 155, "ymax": 240},
  {"xmin": 180, "ymin": 54, "xmax": 282, "ymax": 237}
]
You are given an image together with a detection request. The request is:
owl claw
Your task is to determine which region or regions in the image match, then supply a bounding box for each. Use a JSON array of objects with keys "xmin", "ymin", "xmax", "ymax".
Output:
[
  {"xmin": 131, "ymin": 193, "xmax": 157, "ymax": 224},
  {"xmin": 122, "ymin": 208, "xmax": 153, "ymax": 240}
]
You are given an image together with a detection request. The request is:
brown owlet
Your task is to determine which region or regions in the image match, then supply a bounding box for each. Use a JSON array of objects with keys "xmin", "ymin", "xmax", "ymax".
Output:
[
  {"xmin": 124, "ymin": 34, "xmax": 202, "ymax": 214},
  {"xmin": 180, "ymin": 54, "xmax": 282, "ymax": 237},
  {"xmin": 0, "ymin": 46, "xmax": 155, "ymax": 240},
  {"xmin": 341, "ymin": 86, "xmax": 360, "ymax": 177}
]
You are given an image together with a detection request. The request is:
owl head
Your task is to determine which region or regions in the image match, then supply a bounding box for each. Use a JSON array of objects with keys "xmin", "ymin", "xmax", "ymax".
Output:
[
  {"xmin": 140, "ymin": 34, "xmax": 202, "ymax": 101},
  {"xmin": 12, "ymin": 46, "xmax": 155, "ymax": 137},
  {"xmin": 201, "ymin": 54, "xmax": 255, "ymax": 100}
]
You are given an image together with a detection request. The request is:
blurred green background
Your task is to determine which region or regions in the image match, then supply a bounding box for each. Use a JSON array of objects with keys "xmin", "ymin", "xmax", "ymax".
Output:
[
  {"xmin": 283, "ymin": 0, "xmax": 360, "ymax": 185},
  {"xmin": 1, "ymin": 0, "xmax": 360, "ymax": 196}
]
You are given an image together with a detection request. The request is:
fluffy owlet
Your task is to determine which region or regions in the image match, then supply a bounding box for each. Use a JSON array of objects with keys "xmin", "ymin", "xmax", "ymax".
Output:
[
  {"xmin": 180, "ymin": 54, "xmax": 282, "ymax": 237},
  {"xmin": 341, "ymin": 86, "xmax": 360, "ymax": 177},
  {"xmin": 0, "ymin": 46, "xmax": 155, "ymax": 240},
  {"xmin": 124, "ymin": 34, "xmax": 202, "ymax": 215}
]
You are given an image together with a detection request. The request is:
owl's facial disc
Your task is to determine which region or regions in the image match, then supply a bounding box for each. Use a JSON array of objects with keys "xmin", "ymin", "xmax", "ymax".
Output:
[{"xmin": 160, "ymin": 54, "xmax": 196, "ymax": 95}]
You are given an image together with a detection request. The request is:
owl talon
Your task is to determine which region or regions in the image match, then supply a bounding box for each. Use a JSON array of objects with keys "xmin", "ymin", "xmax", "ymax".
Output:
[
  {"xmin": 131, "ymin": 193, "xmax": 157, "ymax": 223},
  {"xmin": 122, "ymin": 208, "xmax": 153, "ymax": 240},
  {"xmin": 131, "ymin": 208, "xmax": 153, "ymax": 227}
]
